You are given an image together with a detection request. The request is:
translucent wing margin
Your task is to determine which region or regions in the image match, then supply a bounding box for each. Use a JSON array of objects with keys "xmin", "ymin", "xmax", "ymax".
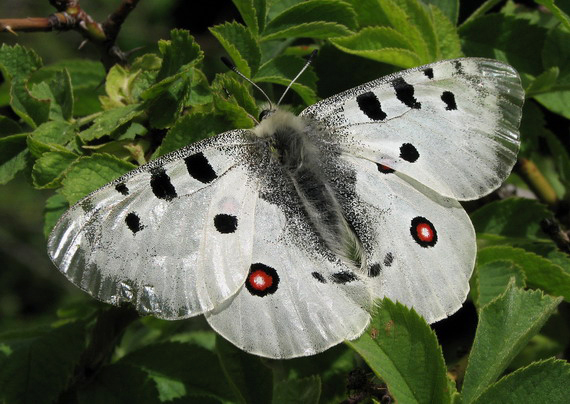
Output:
[
  {"xmin": 48, "ymin": 130, "xmax": 258, "ymax": 319},
  {"xmin": 302, "ymin": 58, "xmax": 524, "ymax": 200}
]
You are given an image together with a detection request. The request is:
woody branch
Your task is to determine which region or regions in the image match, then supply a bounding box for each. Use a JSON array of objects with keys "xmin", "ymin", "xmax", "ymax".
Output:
[{"xmin": 0, "ymin": 0, "xmax": 141, "ymax": 69}]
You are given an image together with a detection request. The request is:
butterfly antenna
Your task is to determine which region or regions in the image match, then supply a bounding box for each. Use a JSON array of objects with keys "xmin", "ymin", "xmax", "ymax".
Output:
[
  {"xmin": 221, "ymin": 57, "xmax": 273, "ymax": 110},
  {"xmin": 277, "ymin": 49, "xmax": 318, "ymax": 106}
]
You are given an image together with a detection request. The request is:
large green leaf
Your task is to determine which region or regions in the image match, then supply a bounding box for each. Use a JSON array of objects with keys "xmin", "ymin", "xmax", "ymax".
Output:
[
  {"xmin": 79, "ymin": 104, "xmax": 144, "ymax": 141},
  {"xmin": 0, "ymin": 134, "xmax": 30, "ymax": 185},
  {"xmin": 473, "ymin": 260, "xmax": 526, "ymax": 308},
  {"xmin": 421, "ymin": 0, "xmax": 459, "ymax": 24},
  {"xmin": 210, "ymin": 21, "xmax": 261, "ymax": 77},
  {"xmin": 461, "ymin": 283, "xmax": 562, "ymax": 403},
  {"xmin": 472, "ymin": 358, "xmax": 570, "ymax": 404},
  {"xmin": 32, "ymin": 150, "xmax": 79, "ymax": 189},
  {"xmin": 347, "ymin": 299, "xmax": 451, "ymax": 404}
]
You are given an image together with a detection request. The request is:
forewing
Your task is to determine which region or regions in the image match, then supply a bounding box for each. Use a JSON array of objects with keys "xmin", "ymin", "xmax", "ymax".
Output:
[
  {"xmin": 48, "ymin": 130, "xmax": 257, "ymax": 319},
  {"xmin": 302, "ymin": 58, "xmax": 524, "ymax": 201},
  {"xmin": 206, "ymin": 196, "xmax": 371, "ymax": 359},
  {"xmin": 341, "ymin": 154, "xmax": 475, "ymax": 323}
]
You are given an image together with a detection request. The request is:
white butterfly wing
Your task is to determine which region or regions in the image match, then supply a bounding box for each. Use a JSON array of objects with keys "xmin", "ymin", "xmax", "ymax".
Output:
[
  {"xmin": 302, "ymin": 58, "xmax": 524, "ymax": 201},
  {"xmin": 48, "ymin": 130, "xmax": 257, "ymax": 318},
  {"xmin": 340, "ymin": 154, "xmax": 475, "ymax": 322},
  {"xmin": 205, "ymin": 196, "xmax": 371, "ymax": 359}
]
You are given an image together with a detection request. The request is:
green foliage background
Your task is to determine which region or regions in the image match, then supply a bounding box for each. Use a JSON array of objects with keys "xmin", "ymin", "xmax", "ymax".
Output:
[{"xmin": 1, "ymin": 0, "xmax": 570, "ymax": 403}]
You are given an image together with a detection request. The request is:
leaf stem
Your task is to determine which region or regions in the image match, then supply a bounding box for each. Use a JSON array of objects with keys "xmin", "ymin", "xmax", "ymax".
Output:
[{"xmin": 516, "ymin": 158, "xmax": 559, "ymax": 207}]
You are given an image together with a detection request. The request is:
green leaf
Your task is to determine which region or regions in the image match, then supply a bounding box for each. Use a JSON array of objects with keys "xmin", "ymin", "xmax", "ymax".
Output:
[
  {"xmin": 79, "ymin": 104, "xmax": 144, "ymax": 141},
  {"xmin": 273, "ymin": 376, "xmax": 321, "ymax": 404},
  {"xmin": 100, "ymin": 64, "xmax": 140, "ymax": 109},
  {"xmin": 43, "ymin": 193, "xmax": 68, "ymax": 237},
  {"xmin": 232, "ymin": 0, "xmax": 262, "ymax": 35},
  {"xmin": 421, "ymin": 0, "xmax": 459, "ymax": 24},
  {"xmin": 461, "ymin": 283, "xmax": 562, "ymax": 403},
  {"xmin": 535, "ymin": 0, "xmax": 570, "ymax": 30},
  {"xmin": 61, "ymin": 153, "xmax": 136, "ymax": 205},
  {"xmin": 0, "ymin": 133, "xmax": 30, "ymax": 185},
  {"xmin": 77, "ymin": 363, "xmax": 160, "ymax": 404},
  {"xmin": 397, "ymin": 0, "xmax": 438, "ymax": 60},
  {"xmin": 460, "ymin": 14, "xmax": 546, "ymax": 80},
  {"xmin": 430, "ymin": 4, "xmax": 463, "ymax": 59},
  {"xmin": 0, "ymin": 116, "xmax": 22, "ymax": 135},
  {"xmin": 474, "ymin": 260, "xmax": 526, "ymax": 308},
  {"xmin": 472, "ymin": 358, "xmax": 570, "ymax": 404},
  {"xmin": 27, "ymin": 120, "xmax": 77, "ymax": 158},
  {"xmin": 210, "ymin": 21, "xmax": 261, "ymax": 77},
  {"xmin": 262, "ymin": 0, "xmax": 356, "ymax": 40},
  {"xmin": 147, "ymin": 72, "xmax": 193, "ymax": 129},
  {"xmin": 348, "ymin": 0, "xmax": 391, "ymax": 27},
  {"xmin": 0, "ymin": 43, "xmax": 42, "ymax": 79},
  {"xmin": 9, "ymin": 78, "xmax": 51, "ymax": 128},
  {"xmin": 330, "ymin": 26, "xmax": 422, "ymax": 68},
  {"xmin": 120, "ymin": 342, "xmax": 236, "ymax": 402},
  {"xmin": 534, "ymin": 91, "xmax": 570, "ymax": 119},
  {"xmin": 32, "ymin": 150, "xmax": 79, "ymax": 189},
  {"xmin": 48, "ymin": 68, "xmax": 74, "ymax": 121},
  {"xmin": 255, "ymin": 55, "xmax": 317, "ymax": 105},
  {"xmin": 188, "ymin": 68, "xmax": 213, "ymax": 106},
  {"xmin": 347, "ymin": 298, "xmax": 451, "ymax": 404},
  {"xmin": 211, "ymin": 74, "xmax": 256, "ymax": 128},
  {"xmin": 153, "ymin": 112, "xmax": 232, "ymax": 158},
  {"xmin": 478, "ymin": 246, "xmax": 570, "ymax": 301},
  {"xmin": 0, "ymin": 322, "xmax": 87, "ymax": 404},
  {"xmin": 156, "ymin": 29, "xmax": 203, "ymax": 81},
  {"xmin": 471, "ymin": 198, "xmax": 553, "ymax": 239},
  {"xmin": 215, "ymin": 335, "xmax": 272, "ymax": 404},
  {"xmin": 526, "ymin": 66, "xmax": 560, "ymax": 96}
]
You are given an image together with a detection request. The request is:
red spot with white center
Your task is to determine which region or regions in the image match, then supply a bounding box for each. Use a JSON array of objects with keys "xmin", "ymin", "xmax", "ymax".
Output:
[
  {"xmin": 410, "ymin": 216, "xmax": 438, "ymax": 247},
  {"xmin": 245, "ymin": 263, "xmax": 280, "ymax": 297},
  {"xmin": 249, "ymin": 270, "xmax": 273, "ymax": 291}
]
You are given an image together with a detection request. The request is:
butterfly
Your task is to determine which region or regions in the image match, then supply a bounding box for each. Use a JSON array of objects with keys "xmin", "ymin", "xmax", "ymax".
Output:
[{"xmin": 47, "ymin": 57, "xmax": 524, "ymax": 359}]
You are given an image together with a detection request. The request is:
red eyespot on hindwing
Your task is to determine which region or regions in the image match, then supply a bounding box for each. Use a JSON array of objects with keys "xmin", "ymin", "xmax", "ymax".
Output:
[
  {"xmin": 410, "ymin": 216, "xmax": 438, "ymax": 247},
  {"xmin": 245, "ymin": 263, "xmax": 279, "ymax": 297}
]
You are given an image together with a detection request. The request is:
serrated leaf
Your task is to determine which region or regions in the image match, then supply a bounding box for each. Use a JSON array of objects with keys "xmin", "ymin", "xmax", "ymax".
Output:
[
  {"xmin": 100, "ymin": 64, "xmax": 139, "ymax": 109},
  {"xmin": 188, "ymin": 68, "xmax": 213, "ymax": 106},
  {"xmin": 422, "ymin": 0, "xmax": 459, "ymax": 24},
  {"xmin": 43, "ymin": 193, "xmax": 68, "ymax": 237},
  {"xmin": 526, "ymin": 67, "xmax": 559, "ymax": 96},
  {"xmin": 32, "ymin": 150, "xmax": 79, "ymax": 189},
  {"xmin": 0, "ymin": 43, "xmax": 43, "ymax": 79},
  {"xmin": 397, "ymin": 0, "xmax": 438, "ymax": 59},
  {"xmin": 215, "ymin": 335, "xmax": 272, "ymax": 404},
  {"xmin": 0, "ymin": 322, "xmax": 86, "ymax": 404},
  {"xmin": 462, "ymin": 283, "xmax": 562, "ymax": 403},
  {"xmin": 211, "ymin": 74, "xmax": 256, "ymax": 128},
  {"xmin": 475, "ymin": 260, "xmax": 526, "ymax": 308},
  {"xmin": 255, "ymin": 55, "xmax": 317, "ymax": 105},
  {"xmin": 273, "ymin": 376, "xmax": 321, "ymax": 404},
  {"xmin": 262, "ymin": 0, "xmax": 356, "ymax": 40},
  {"xmin": 147, "ymin": 72, "xmax": 193, "ymax": 129},
  {"xmin": 471, "ymin": 198, "xmax": 553, "ymax": 239},
  {"xmin": 349, "ymin": 0, "xmax": 391, "ymax": 27},
  {"xmin": 0, "ymin": 133, "xmax": 30, "ymax": 185},
  {"xmin": 330, "ymin": 26, "xmax": 421, "ymax": 68},
  {"xmin": 232, "ymin": 0, "xmax": 260, "ymax": 34},
  {"xmin": 120, "ymin": 341, "xmax": 236, "ymax": 402},
  {"xmin": 478, "ymin": 246, "xmax": 570, "ymax": 301},
  {"xmin": 460, "ymin": 14, "xmax": 546, "ymax": 80},
  {"xmin": 9, "ymin": 78, "xmax": 51, "ymax": 128},
  {"xmin": 61, "ymin": 154, "xmax": 136, "ymax": 205},
  {"xmin": 473, "ymin": 358, "xmax": 570, "ymax": 404},
  {"xmin": 153, "ymin": 112, "xmax": 231, "ymax": 158},
  {"xmin": 79, "ymin": 104, "xmax": 143, "ymax": 141},
  {"xmin": 27, "ymin": 120, "xmax": 77, "ymax": 158},
  {"xmin": 430, "ymin": 5, "xmax": 463, "ymax": 59},
  {"xmin": 347, "ymin": 298, "xmax": 451, "ymax": 404},
  {"xmin": 211, "ymin": 22, "xmax": 261, "ymax": 77},
  {"xmin": 157, "ymin": 29, "xmax": 203, "ymax": 82}
]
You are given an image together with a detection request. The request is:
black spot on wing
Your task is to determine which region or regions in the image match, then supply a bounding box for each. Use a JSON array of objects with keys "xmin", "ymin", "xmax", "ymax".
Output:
[
  {"xmin": 384, "ymin": 252, "xmax": 393, "ymax": 267},
  {"xmin": 392, "ymin": 77, "xmax": 421, "ymax": 109},
  {"xmin": 115, "ymin": 183, "xmax": 129, "ymax": 196},
  {"xmin": 356, "ymin": 91, "xmax": 387, "ymax": 121},
  {"xmin": 331, "ymin": 271, "xmax": 358, "ymax": 284},
  {"xmin": 214, "ymin": 214, "xmax": 238, "ymax": 234},
  {"xmin": 368, "ymin": 263, "xmax": 381, "ymax": 277},
  {"xmin": 312, "ymin": 272, "xmax": 326, "ymax": 283},
  {"xmin": 125, "ymin": 212, "xmax": 144, "ymax": 234},
  {"xmin": 441, "ymin": 91, "xmax": 457, "ymax": 110},
  {"xmin": 423, "ymin": 68, "xmax": 434, "ymax": 79},
  {"xmin": 150, "ymin": 168, "xmax": 177, "ymax": 201},
  {"xmin": 453, "ymin": 60, "xmax": 464, "ymax": 74},
  {"xmin": 400, "ymin": 143, "xmax": 419, "ymax": 163},
  {"xmin": 185, "ymin": 152, "xmax": 217, "ymax": 183}
]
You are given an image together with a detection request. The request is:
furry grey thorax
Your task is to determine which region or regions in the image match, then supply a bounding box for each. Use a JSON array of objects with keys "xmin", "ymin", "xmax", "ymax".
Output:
[{"xmin": 253, "ymin": 109, "xmax": 364, "ymax": 268}]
